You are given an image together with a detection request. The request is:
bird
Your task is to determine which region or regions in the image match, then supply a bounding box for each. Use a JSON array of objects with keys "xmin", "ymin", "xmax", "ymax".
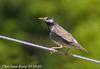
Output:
[{"xmin": 38, "ymin": 17, "xmax": 88, "ymax": 53}]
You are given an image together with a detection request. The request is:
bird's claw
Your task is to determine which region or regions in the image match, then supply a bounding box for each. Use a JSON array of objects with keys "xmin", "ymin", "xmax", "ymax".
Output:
[
  {"xmin": 50, "ymin": 50, "xmax": 56, "ymax": 54},
  {"xmin": 50, "ymin": 48, "xmax": 57, "ymax": 54}
]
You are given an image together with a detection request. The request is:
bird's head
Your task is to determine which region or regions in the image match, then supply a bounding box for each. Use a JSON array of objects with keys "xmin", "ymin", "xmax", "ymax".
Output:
[{"xmin": 38, "ymin": 17, "xmax": 55, "ymax": 26}]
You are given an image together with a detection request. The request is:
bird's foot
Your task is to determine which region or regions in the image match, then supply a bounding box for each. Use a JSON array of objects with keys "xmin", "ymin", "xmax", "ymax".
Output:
[
  {"xmin": 50, "ymin": 45, "xmax": 63, "ymax": 54},
  {"xmin": 50, "ymin": 47, "xmax": 58, "ymax": 54},
  {"xmin": 50, "ymin": 51, "xmax": 55, "ymax": 54}
]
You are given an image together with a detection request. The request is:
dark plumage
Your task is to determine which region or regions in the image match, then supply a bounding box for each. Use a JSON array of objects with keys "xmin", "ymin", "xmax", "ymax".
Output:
[{"xmin": 38, "ymin": 17, "xmax": 88, "ymax": 52}]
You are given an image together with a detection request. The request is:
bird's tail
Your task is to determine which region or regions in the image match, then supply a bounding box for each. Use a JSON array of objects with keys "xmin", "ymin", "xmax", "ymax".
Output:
[
  {"xmin": 75, "ymin": 43, "xmax": 88, "ymax": 52},
  {"xmin": 79, "ymin": 46, "xmax": 88, "ymax": 52}
]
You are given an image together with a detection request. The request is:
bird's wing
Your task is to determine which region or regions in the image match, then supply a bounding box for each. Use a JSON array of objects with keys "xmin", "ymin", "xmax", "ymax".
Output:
[
  {"xmin": 53, "ymin": 24, "xmax": 75, "ymax": 43},
  {"xmin": 53, "ymin": 24, "xmax": 88, "ymax": 52}
]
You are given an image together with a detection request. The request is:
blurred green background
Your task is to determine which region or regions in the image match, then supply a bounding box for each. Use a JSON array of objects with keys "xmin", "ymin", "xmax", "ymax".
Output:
[{"xmin": 0, "ymin": 0, "xmax": 100, "ymax": 69}]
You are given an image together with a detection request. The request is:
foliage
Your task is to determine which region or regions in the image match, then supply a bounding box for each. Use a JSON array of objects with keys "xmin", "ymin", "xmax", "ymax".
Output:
[{"xmin": 0, "ymin": 0, "xmax": 100, "ymax": 69}]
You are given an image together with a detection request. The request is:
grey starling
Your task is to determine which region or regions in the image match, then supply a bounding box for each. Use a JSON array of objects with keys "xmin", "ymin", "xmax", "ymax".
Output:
[{"xmin": 38, "ymin": 17, "xmax": 88, "ymax": 53}]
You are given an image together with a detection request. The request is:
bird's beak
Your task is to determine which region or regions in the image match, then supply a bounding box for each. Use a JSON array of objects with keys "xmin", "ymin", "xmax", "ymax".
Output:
[{"xmin": 38, "ymin": 17, "xmax": 45, "ymax": 20}]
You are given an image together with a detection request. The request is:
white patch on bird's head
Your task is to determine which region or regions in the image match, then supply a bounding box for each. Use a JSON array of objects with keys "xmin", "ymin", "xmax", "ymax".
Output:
[
  {"xmin": 40, "ymin": 17, "xmax": 55, "ymax": 26},
  {"xmin": 46, "ymin": 19, "xmax": 54, "ymax": 23},
  {"xmin": 45, "ymin": 18, "xmax": 54, "ymax": 23}
]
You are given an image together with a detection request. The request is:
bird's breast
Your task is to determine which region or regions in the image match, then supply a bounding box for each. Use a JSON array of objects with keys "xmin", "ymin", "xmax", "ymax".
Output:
[{"xmin": 49, "ymin": 31, "xmax": 70, "ymax": 47}]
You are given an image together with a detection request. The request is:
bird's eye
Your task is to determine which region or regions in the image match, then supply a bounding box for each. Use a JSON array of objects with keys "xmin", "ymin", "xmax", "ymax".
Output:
[{"xmin": 46, "ymin": 17, "xmax": 49, "ymax": 20}]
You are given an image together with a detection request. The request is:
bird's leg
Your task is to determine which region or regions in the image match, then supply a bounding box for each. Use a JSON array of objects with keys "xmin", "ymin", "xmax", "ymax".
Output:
[
  {"xmin": 65, "ymin": 48, "xmax": 70, "ymax": 56},
  {"xmin": 50, "ymin": 45, "xmax": 63, "ymax": 54},
  {"xmin": 66, "ymin": 48, "xmax": 70, "ymax": 52},
  {"xmin": 51, "ymin": 45, "xmax": 63, "ymax": 49}
]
